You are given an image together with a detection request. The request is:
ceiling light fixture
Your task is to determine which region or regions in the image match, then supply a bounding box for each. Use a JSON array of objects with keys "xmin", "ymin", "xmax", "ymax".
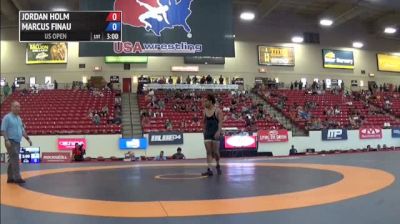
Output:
[
  {"xmin": 352, "ymin": 41, "xmax": 364, "ymax": 48},
  {"xmin": 52, "ymin": 8, "xmax": 68, "ymax": 11},
  {"xmin": 291, "ymin": 36, "xmax": 304, "ymax": 43},
  {"xmin": 384, "ymin": 27, "xmax": 397, "ymax": 34},
  {"xmin": 240, "ymin": 12, "xmax": 255, "ymax": 21},
  {"xmin": 320, "ymin": 19, "xmax": 333, "ymax": 27}
]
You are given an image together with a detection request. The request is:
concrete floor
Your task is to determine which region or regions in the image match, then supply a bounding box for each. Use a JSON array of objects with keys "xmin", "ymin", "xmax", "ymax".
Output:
[{"xmin": 1, "ymin": 151, "xmax": 399, "ymax": 224}]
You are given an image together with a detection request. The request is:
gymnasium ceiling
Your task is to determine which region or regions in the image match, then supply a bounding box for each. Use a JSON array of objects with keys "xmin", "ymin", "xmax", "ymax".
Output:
[{"xmin": 1, "ymin": 0, "xmax": 400, "ymax": 40}]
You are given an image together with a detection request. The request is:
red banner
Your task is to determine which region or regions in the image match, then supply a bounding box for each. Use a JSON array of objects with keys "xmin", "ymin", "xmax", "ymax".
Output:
[
  {"xmin": 58, "ymin": 138, "xmax": 87, "ymax": 150},
  {"xmin": 42, "ymin": 152, "xmax": 71, "ymax": 163},
  {"xmin": 258, "ymin": 130, "xmax": 289, "ymax": 143},
  {"xmin": 359, "ymin": 127, "xmax": 383, "ymax": 139}
]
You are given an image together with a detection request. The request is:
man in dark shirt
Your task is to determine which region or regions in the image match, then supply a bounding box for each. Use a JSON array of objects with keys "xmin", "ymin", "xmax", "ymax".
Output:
[
  {"xmin": 172, "ymin": 147, "xmax": 185, "ymax": 160},
  {"xmin": 289, "ymin": 145, "xmax": 297, "ymax": 156}
]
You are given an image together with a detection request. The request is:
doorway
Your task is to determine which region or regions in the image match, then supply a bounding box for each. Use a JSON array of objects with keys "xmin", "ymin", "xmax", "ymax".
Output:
[{"xmin": 123, "ymin": 78, "xmax": 132, "ymax": 93}]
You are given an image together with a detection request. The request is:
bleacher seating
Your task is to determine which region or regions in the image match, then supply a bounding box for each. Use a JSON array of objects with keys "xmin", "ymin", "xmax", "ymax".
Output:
[
  {"xmin": 139, "ymin": 90, "xmax": 283, "ymax": 133},
  {"xmin": 0, "ymin": 90, "xmax": 121, "ymax": 135},
  {"xmin": 368, "ymin": 91, "xmax": 400, "ymax": 117},
  {"xmin": 257, "ymin": 89, "xmax": 400, "ymax": 129}
]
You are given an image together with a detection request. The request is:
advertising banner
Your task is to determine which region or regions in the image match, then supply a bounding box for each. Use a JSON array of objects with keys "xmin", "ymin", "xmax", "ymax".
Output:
[
  {"xmin": 392, "ymin": 128, "xmax": 400, "ymax": 138},
  {"xmin": 359, "ymin": 127, "xmax": 383, "ymax": 139},
  {"xmin": 57, "ymin": 138, "xmax": 87, "ymax": 150},
  {"xmin": 258, "ymin": 130, "xmax": 289, "ymax": 143},
  {"xmin": 149, "ymin": 131, "xmax": 184, "ymax": 145},
  {"xmin": 258, "ymin": 46, "xmax": 295, "ymax": 66},
  {"xmin": 119, "ymin": 138, "xmax": 148, "ymax": 150},
  {"xmin": 42, "ymin": 152, "xmax": 71, "ymax": 163},
  {"xmin": 79, "ymin": 0, "xmax": 234, "ymax": 57},
  {"xmin": 322, "ymin": 49, "xmax": 354, "ymax": 69},
  {"xmin": 322, "ymin": 129, "xmax": 348, "ymax": 141},
  {"xmin": 26, "ymin": 43, "xmax": 68, "ymax": 64},
  {"xmin": 224, "ymin": 135, "xmax": 257, "ymax": 149},
  {"xmin": 377, "ymin": 53, "xmax": 400, "ymax": 73}
]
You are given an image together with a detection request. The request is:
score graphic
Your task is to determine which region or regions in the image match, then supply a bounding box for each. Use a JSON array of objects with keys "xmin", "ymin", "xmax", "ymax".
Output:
[{"xmin": 19, "ymin": 11, "xmax": 122, "ymax": 42}]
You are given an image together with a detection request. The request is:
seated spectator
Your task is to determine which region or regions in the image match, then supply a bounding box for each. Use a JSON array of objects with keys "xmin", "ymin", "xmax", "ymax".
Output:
[
  {"xmin": 125, "ymin": 151, "xmax": 136, "ymax": 161},
  {"xmin": 298, "ymin": 108, "xmax": 311, "ymax": 120},
  {"xmin": 165, "ymin": 119, "xmax": 173, "ymax": 130},
  {"xmin": 377, "ymin": 144, "xmax": 382, "ymax": 151},
  {"xmin": 92, "ymin": 112, "xmax": 101, "ymax": 125},
  {"xmin": 289, "ymin": 145, "xmax": 297, "ymax": 156},
  {"xmin": 158, "ymin": 100, "xmax": 165, "ymax": 110},
  {"xmin": 334, "ymin": 105, "xmax": 341, "ymax": 115},
  {"xmin": 325, "ymin": 106, "xmax": 334, "ymax": 116},
  {"xmin": 148, "ymin": 89, "xmax": 155, "ymax": 96},
  {"xmin": 101, "ymin": 105, "xmax": 109, "ymax": 117},
  {"xmin": 73, "ymin": 143, "xmax": 85, "ymax": 162},
  {"xmin": 154, "ymin": 151, "xmax": 167, "ymax": 161},
  {"xmin": 172, "ymin": 147, "xmax": 185, "ymax": 160},
  {"xmin": 310, "ymin": 118, "xmax": 322, "ymax": 130}
]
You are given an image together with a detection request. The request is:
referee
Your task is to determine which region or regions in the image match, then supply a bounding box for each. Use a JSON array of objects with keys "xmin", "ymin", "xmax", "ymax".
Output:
[{"xmin": 1, "ymin": 101, "xmax": 32, "ymax": 184}]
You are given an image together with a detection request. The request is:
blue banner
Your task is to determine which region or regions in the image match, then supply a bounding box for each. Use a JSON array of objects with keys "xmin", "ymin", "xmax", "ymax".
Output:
[
  {"xmin": 322, "ymin": 129, "xmax": 348, "ymax": 141},
  {"xmin": 119, "ymin": 138, "xmax": 148, "ymax": 150},
  {"xmin": 323, "ymin": 49, "xmax": 354, "ymax": 69},
  {"xmin": 392, "ymin": 128, "xmax": 400, "ymax": 138}
]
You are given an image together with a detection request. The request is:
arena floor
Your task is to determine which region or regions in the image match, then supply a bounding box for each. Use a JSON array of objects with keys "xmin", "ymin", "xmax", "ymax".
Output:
[{"xmin": 1, "ymin": 151, "xmax": 399, "ymax": 224}]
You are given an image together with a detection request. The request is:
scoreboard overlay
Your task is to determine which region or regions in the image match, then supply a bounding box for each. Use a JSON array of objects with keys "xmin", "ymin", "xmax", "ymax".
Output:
[{"xmin": 19, "ymin": 11, "xmax": 122, "ymax": 42}]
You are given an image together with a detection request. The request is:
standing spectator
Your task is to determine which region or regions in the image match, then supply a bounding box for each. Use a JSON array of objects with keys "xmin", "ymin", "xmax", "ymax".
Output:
[
  {"xmin": 168, "ymin": 76, "xmax": 173, "ymax": 84},
  {"xmin": 172, "ymin": 147, "xmax": 186, "ymax": 159},
  {"xmin": 54, "ymin": 80, "xmax": 58, "ymax": 89},
  {"xmin": 186, "ymin": 75, "xmax": 191, "ymax": 84},
  {"xmin": 219, "ymin": 75, "xmax": 224, "ymax": 85},
  {"xmin": 322, "ymin": 80, "xmax": 326, "ymax": 91},
  {"xmin": 11, "ymin": 82, "xmax": 16, "ymax": 93},
  {"xmin": 176, "ymin": 76, "xmax": 181, "ymax": 84},
  {"xmin": 3, "ymin": 82, "xmax": 10, "ymax": 97},
  {"xmin": 1, "ymin": 101, "xmax": 33, "ymax": 184},
  {"xmin": 290, "ymin": 82, "xmax": 293, "ymax": 90},
  {"xmin": 200, "ymin": 76, "xmax": 206, "ymax": 84},
  {"xmin": 206, "ymin": 75, "xmax": 213, "ymax": 84},
  {"xmin": 192, "ymin": 76, "xmax": 198, "ymax": 84}
]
